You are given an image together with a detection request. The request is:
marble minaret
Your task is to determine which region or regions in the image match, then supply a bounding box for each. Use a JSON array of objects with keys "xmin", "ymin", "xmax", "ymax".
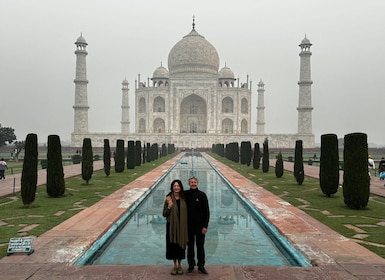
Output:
[
  {"xmin": 297, "ymin": 36, "xmax": 313, "ymax": 134},
  {"xmin": 73, "ymin": 34, "xmax": 89, "ymax": 134},
  {"xmin": 256, "ymin": 79, "xmax": 266, "ymax": 134},
  {"xmin": 121, "ymin": 78, "xmax": 130, "ymax": 134}
]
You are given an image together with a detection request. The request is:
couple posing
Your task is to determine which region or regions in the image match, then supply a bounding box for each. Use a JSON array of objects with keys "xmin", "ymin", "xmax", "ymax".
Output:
[{"xmin": 162, "ymin": 177, "xmax": 210, "ymax": 275}]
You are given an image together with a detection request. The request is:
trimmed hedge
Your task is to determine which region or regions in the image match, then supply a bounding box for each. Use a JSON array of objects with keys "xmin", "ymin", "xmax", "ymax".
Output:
[
  {"xmin": 21, "ymin": 133, "xmax": 38, "ymax": 207},
  {"xmin": 81, "ymin": 138, "xmax": 93, "ymax": 184},
  {"xmin": 294, "ymin": 140, "xmax": 304, "ymax": 185},
  {"xmin": 343, "ymin": 133, "xmax": 370, "ymax": 209},
  {"xmin": 319, "ymin": 134, "xmax": 339, "ymax": 197},
  {"xmin": 46, "ymin": 135, "xmax": 65, "ymax": 197}
]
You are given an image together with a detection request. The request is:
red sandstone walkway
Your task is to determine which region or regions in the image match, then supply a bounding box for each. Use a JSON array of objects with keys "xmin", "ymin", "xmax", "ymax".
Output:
[{"xmin": 1, "ymin": 155, "xmax": 385, "ymax": 279}]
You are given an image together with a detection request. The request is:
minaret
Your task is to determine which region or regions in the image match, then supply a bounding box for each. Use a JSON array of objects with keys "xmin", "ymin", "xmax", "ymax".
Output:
[
  {"xmin": 73, "ymin": 34, "xmax": 89, "ymax": 134},
  {"xmin": 256, "ymin": 79, "xmax": 266, "ymax": 134},
  {"xmin": 121, "ymin": 78, "xmax": 130, "ymax": 134},
  {"xmin": 297, "ymin": 36, "xmax": 313, "ymax": 134}
]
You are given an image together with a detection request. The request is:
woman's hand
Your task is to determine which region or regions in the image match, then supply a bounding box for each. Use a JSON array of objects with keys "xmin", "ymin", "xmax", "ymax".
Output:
[{"xmin": 166, "ymin": 196, "xmax": 173, "ymax": 209}]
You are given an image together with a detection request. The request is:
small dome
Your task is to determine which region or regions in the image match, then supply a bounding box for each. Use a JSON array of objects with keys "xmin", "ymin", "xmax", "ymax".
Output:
[
  {"xmin": 300, "ymin": 36, "xmax": 311, "ymax": 46},
  {"xmin": 219, "ymin": 66, "xmax": 235, "ymax": 79},
  {"xmin": 75, "ymin": 34, "xmax": 87, "ymax": 45},
  {"xmin": 168, "ymin": 29, "xmax": 219, "ymax": 78},
  {"xmin": 152, "ymin": 65, "xmax": 169, "ymax": 79}
]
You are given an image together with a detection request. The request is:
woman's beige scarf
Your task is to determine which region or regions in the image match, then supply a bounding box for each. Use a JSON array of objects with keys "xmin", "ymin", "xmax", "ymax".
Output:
[{"xmin": 164, "ymin": 193, "xmax": 188, "ymax": 249}]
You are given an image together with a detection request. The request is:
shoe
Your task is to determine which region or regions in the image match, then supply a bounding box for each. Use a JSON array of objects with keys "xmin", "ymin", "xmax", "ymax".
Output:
[
  {"xmin": 177, "ymin": 266, "xmax": 184, "ymax": 274},
  {"xmin": 187, "ymin": 266, "xmax": 194, "ymax": 273},
  {"xmin": 198, "ymin": 266, "xmax": 208, "ymax": 274},
  {"xmin": 171, "ymin": 267, "xmax": 177, "ymax": 275}
]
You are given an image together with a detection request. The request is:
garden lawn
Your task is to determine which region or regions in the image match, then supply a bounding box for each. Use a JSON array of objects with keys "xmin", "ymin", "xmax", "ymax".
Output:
[
  {"xmin": 0, "ymin": 154, "xmax": 176, "ymax": 259},
  {"xmin": 209, "ymin": 153, "xmax": 385, "ymax": 259}
]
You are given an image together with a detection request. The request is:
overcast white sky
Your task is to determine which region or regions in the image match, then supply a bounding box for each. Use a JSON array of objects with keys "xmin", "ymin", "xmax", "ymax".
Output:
[{"xmin": 1, "ymin": 0, "xmax": 384, "ymax": 146}]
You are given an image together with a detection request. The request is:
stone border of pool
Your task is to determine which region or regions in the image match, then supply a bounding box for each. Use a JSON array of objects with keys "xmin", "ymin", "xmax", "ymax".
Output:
[{"xmin": 1, "ymin": 152, "xmax": 385, "ymax": 279}]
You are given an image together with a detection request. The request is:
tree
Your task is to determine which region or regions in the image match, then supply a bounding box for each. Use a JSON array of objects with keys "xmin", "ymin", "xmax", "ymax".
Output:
[
  {"xmin": 82, "ymin": 138, "xmax": 93, "ymax": 184},
  {"xmin": 135, "ymin": 140, "xmax": 142, "ymax": 166},
  {"xmin": 343, "ymin": 133, "xmax": 370, "ymax": 209},
  {"xmin": 21, "ymin": 133, "xmax": 38, "ymax": 207},
  {"xmin": 262, "ymin": 138, "xmax": 269, "ymax": 173},
  {"xmin": 103, "ymin": 139, "xmax": 111, "ymax": 177},
  {"xmin": 46, "ymin": 135, "xmax": 65, "ymax": 197},
  {"xmin": 240, "ymin": 141, "xmax": 252, "ymax": 166},
  {"xmin": 151, "ymin": 143, "xmax": 159, "ymax": 161},
  {"xmin": 294, "ymin": 140, "xmax": 304, "ymax": 185},
  {"xmin": 275, "ymin": 151, "xmax": 284, "ymax": 178},
  {"xmin": 13, "ymin": 140, "xmax": 25, "ymax": 161},
  {"xmin": 146, "ymin": 142, "xmax": 151, "ymax": 162},
  {"xmin": 142, "ymin": 143, "xmax": 146, "ymax": 164},
  {"xmin": 253, "ymin": 143, "xmax": 260, "ymax": 170},
  {"xmin": 115, "ymin": 139, "xmax": 125, "ymax": 173},
  {"xmin": 217, "ymin": 144, "xmax": 224, "ymax": 157},
  {"xmin": 0, "ymin": 125, "xmax": 17, "ymax": 147},
  {"xmin": 126, "ymin": 140, "xmax": 135, "ymax": 169},
  {"xmin": 161, "ymin": 143, "xmax": 167, "ymax": 157},
  {"xmin": 319, "ymin": 134, "xmax": 339, "ymax": 197}
]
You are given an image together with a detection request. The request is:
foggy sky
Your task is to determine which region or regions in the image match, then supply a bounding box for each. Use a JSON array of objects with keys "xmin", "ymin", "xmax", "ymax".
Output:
[{"xmin": 1, "ymin": 0, "xmax": 384, "ymax": 146}]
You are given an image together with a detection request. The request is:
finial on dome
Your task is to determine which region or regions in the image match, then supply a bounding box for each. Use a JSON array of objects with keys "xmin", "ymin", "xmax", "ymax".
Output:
[{"xmin": 192, "ymin": 15, "xmax": 195, "ymax": 30}]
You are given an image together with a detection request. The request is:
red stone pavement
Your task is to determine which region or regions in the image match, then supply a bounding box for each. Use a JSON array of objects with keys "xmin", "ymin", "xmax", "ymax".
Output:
[{"xmin": 1, "ymin": 156, "xmax": 385, "ymax": 279}]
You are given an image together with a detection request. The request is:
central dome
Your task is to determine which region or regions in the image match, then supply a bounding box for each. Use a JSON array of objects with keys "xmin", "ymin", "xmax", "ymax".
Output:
[{"xmin": 168, "ymin": 29, "xmax": 220, "ymax": 78}]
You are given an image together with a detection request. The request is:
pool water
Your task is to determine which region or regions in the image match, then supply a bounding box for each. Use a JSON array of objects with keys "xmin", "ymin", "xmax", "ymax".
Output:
[{"xmin": 77, "ymin": 153, "xmax": 308, "ymax": 266}]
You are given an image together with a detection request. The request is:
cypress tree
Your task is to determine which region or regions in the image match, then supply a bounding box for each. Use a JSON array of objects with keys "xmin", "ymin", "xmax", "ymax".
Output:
[
  {"xmin": 294, "ymin": 140, "xmax": 304, "ymax": 185},
  {"xmin": 135, "ymin": 140, "xmax": 142, "ymax": 166},
  {"xmin": 115, "ymin": 139, "xmax": 125, "ymax": 173},
  {"xmin": 142, "ymin": 143, "xmax": 146, "ymax": 164},
  {"xmin": 240, "ymin": 141, "xmax": 252, "ymax": 166},
  {"xmin": 253, "ymin": 143, "xmax": 260, "ymax": 170},
  {"xmin": 46, "ymin": 135, "xmax": 65, "ymax": 197},
  {"xmin": 216, "ymin": 143, "xmax": 224, "ymax": 157},
  {"xmin": 161, "ymin": 143, "xmax": 167, "ymax": 157},
  {"xmin": 81, "ymin": 138, "xmax": 93, "ymax": 184},
  {"xmin": 319, "ymin": 134, "xmax": 339, "ymax": 197},
  {"xmin": 21, "ymin": 133, "xmax": 38, "ymax": 207},
  {"xmin": 127, "ymin": 140, "xmax": 135, "ymax": 169},
  {"xmin": 151, "ymin": 143, "xmax": 159, "ymax": 160},
  {"xmin": 275, "ymin": 151, "xmax": 284, "ymax": 178},
  {"xmin": 146, "ymin": 142, "xmax": 151, "ymax": 162},
  {"xmin": 168, "ymin": 144, "xmax": 175, "ymax": 154},
  {"xmin": 103, "ymin": 139, "xmax": 111, "ymax": 177},
  {"xmin": 343, "ymin": 133, "xmax": 370, "ymax": 209},
  {"xmin": 262, "ymin": 138, "xmax": 269, "ymax": 173},
  {"xmin": 234, "ymin": 142, "xmax": 239, "ymax": 163}
]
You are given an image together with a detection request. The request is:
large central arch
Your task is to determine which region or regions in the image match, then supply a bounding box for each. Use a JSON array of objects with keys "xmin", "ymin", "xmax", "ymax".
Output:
[{"xmin": 180, "ymin": 94, "xmax": 207, "ymax": 133}]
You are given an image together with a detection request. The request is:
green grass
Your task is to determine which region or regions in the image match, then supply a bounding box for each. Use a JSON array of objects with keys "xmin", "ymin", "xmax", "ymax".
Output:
[
  {"xmin": 209, "ymin": 153, "xmax": 385, "ymax": 259},
  {"xmin": 0, "ymin": 154, "xmax": 176, "ymax": 258}
]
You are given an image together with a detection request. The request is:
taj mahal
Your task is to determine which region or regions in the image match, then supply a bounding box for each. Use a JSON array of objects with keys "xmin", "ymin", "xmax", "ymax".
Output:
[{"xmin": 71, "ymin": 20, "xmax": 315, "ymax": 149}]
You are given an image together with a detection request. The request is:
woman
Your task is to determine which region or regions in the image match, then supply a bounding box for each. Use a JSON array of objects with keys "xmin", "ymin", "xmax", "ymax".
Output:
[{"xmin": 163, "ymin": 179, "xmax": 188, "ymax": 275}]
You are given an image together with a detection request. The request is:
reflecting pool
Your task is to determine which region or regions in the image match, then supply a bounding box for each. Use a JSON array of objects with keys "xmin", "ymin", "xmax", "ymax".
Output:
[{"xmin": 77, "ymin": 153, "xmax": 308, "ymax": 266}]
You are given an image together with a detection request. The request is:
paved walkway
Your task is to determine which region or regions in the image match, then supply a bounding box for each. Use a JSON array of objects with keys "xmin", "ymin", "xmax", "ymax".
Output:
[
  {"xmin": 1, "ymin": 155, "xmax": 385, "ymax": 279},
  {"xmin": 0, "ymin": 161, "xmax": 105, "ymax": 198}
]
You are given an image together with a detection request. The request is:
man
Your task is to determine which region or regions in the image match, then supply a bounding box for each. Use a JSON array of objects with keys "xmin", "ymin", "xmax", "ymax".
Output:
[
  {"xmin": 185, "ymin": 176, "xmax": 210, "ymax": 274},
  {"xmin": 0, "ymin": 158, "xmax": 8, "ymax": 180},
  {"xmin": 368, "ymin": 155, "xmax": 375, "ymax": 178}
]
